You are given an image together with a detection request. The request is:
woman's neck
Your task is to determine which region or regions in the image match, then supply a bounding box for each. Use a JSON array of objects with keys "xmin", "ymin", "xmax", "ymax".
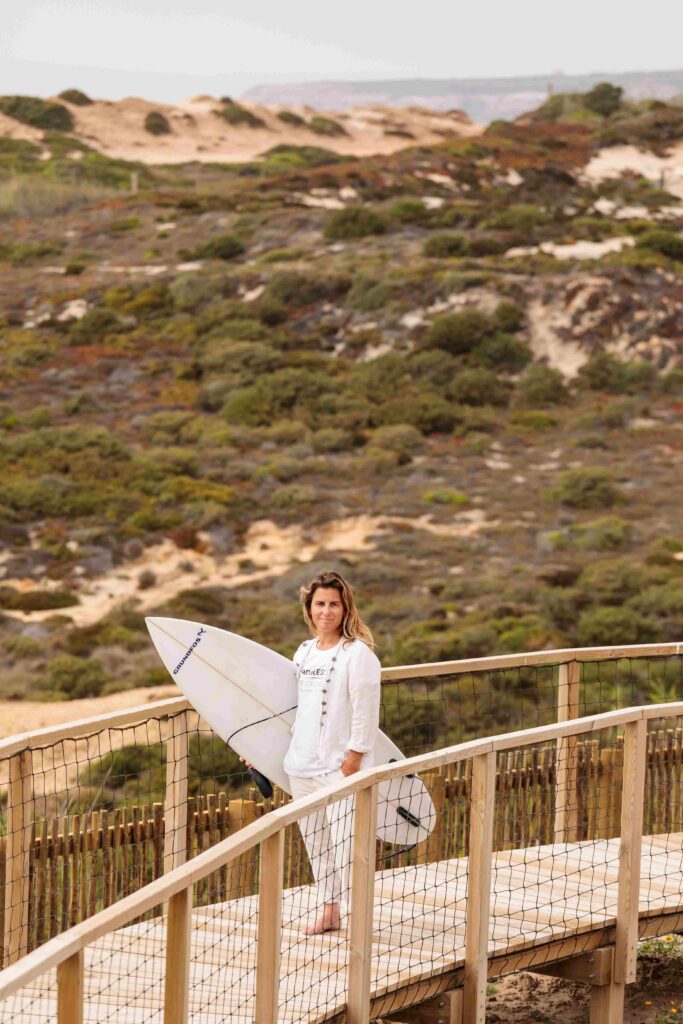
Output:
[{"xmin": 316, "ymin": 632, "xmax": 341, "ymax": 650}]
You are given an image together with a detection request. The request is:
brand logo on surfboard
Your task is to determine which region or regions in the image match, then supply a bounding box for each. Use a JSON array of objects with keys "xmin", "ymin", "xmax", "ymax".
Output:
[{"xmin": 173, "ymin": 627, "xmax": 206, "ymax": 675}]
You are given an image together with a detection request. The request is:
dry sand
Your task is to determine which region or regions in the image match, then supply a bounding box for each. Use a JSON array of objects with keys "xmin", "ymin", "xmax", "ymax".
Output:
[
  {"xmin": 44, "ymin": 95, "xmax": 479, "ymax": 165},
  {"xmin": 2, "ymin": 512, "xmax": 497, "ymax": 629}
]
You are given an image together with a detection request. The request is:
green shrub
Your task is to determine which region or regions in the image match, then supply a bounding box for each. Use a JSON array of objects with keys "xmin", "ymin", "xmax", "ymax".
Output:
[
  {"xmin": 577, "ymin": 352, "xmax": 626, "ymax": 392},
  {"xmin": 39, "ymin": 655, "xmax": 109, "ymax": 699},
  {"xmin": 309, "ymin": 115, "xmax": 346, "ymax": 137},
  {"xmin": 577, "ymin": 606, "xmax": 658, "ymax": 646},
  {"xmin": 388, "ymin": 198, "xmax": 429, "ymax": 224},
  {"xmin": 635, "ymin": 229, "xmax": 683, "ymax": 261},
  {"xmin": 554, "ymin": 467, "xmax": 623, "ymax": 509},
  {"xmin": 0, "ymin": 95, "xmax": 74, "ymax": 131},
  {"xmin": 474, "ymin": 332, "xmax": 532, "ymax": 372},
  {"xmin": 493, "ymin": 300, "xmax": 524, "ymax": 332},
  {"xmin": 584, "ymin": 82, "xmax": 623, "ymax": 117},
  {"xmin": 514, "ymin": 364, "xmax": 568, "ymax": 408},
  {"xmin": 367, "ymin": 424, "xmax": 424, "ymax": 461},
  {"xmin": 0, "ymin": 240, "xmax": 63, "ymax": 265},
  {"xmin": 449, "ymin": 367, "xmax": 509, "ymax": 406},
  {"xmin": 324, "ymin": 205, "xmax": 387, "ymax": 240},
  {"xmin": 422, "ymin": 232, "xmax": 469, "ymax": 258},
  {"xmin": 375, "ymin": 393, "xmax": 459, "ymax": 434},
  {"xmin": 68, "ymin": 307, "xmax": 127, "ymax": 344},
  {"xmin": 577, "ymin": 559, "xmax": 645, "ymax": 605},
  {"xmin": 219, "ymin": 100, "xmax": 265, "ymax": 128},
  {"xmin": 510, "ymin": 410, "xmax": 558, "ymax": 430},
  {"xmin": 192, "ymin": 235, "xmax": 245, "ymax": 261},
  {"xmin": 347, "ymin": 274, "xmax": 396, "ymax": 311},
  {"xmin": 0, "ymin": 587, "xmax": 78, "ymax": 611},
  {"xmin": 261, "ymin": 144, "xmax": 345, "ymax": 168},
  {"xmin": 264, "ymin": 270, "xmax": 350, "ymax": 306},
  {"xmin": 485, "ymin": 204, "xmax": 548, "ymax": 231},
  {"xmin": 426, "ymin": 309, "xmax": 493, "ymax": 354},
  {"xmin": 277, "ymin": 109, "xmax": 306, "ymax": 127},
  {"xmin": 58, "ymin": 88, "xmax": 93, "ymax": 106},
  {"xmin": 144, "ymin": 111, "xmax": 171, "ymax": 135},
  {"xmin": 572, "ymin": 515, "xmax": 633, "ymax": 552},
  {"xmin": 424, "ymin": 488, "xmax": 469, "ymax": 505}
]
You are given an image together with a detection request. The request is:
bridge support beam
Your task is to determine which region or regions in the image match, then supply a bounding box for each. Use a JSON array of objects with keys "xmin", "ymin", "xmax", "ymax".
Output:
[
  {"xmin": 532, "ymin": 946, "xmax": 624, "ymax": 1024},
  {"xmin": 381, "ymin": 989, "xmax": 463, "ymax": 1024}
]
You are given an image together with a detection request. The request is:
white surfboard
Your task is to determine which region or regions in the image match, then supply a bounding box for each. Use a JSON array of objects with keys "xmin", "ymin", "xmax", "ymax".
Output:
[{"xmin": 146, "ymin": 616, "xmax": 436, "ymax": 846}]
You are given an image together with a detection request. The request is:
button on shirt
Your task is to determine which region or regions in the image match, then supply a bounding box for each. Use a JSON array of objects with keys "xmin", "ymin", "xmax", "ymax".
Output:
[
  {"xmin": 283, "ymin": 645, "xmax": 335, "ymax": 777},
  {"xmin": 284, "ymin": 638, "xmax": 381, "ymax": 779}
]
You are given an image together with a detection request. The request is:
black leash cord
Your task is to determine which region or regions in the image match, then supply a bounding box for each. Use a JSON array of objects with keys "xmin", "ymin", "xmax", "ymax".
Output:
[{"xmin": 226, "ymin": 704, "xmax": 298, "ymax": 747}]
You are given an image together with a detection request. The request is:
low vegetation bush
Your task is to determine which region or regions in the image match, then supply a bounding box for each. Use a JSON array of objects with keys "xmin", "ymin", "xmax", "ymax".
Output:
[
  {"xmin": 473, "ymin": 332, "xmax": 532, "ymax": 372},
  {"xmin": 554, "ymin": 467, "xmax": 623, "ymax": 509},
  {"xmin": 68, "ymin": 307, "xmax": 128, "ymax": 344},
  {"xmin": 0, "ymin": 240, "xmax": 63, "ymax": 265},
  {"xmin": 324, "ymin": 205, "xmax": 387, "ymax": 240},
  {"xmin": 584, "ymin": 82, "xmax": 623, "ymax": 117},
  {"xmin": 38, "ymin": 654, "xmax": 110, "ymax": 699},
  {"xmin": 58, "ymin": 88, "xmax": 93, "ymax": 106},
  {"xmin": 388, "ymin": 197, "xmax": 429, "ymax": 225},
  {"xmin": 514, "ymin": 364, "xmax": 568, "ymax": 408},
  {"xmin": 577, "ymin": 606, "xmax": 658, "ymax": 646},
  {"xmin": 426, "ymin": 309, "xmax": 493, "ymax": 354},
  {"xmin": 635, "ymin": 229, "xmax": 683, "ymax": 261},
  {"xmin": 0, "ymin": 587, "xmax": 78, "ymax": 611},
  {"xmin": 309, "ymin": 115, "xmax": 346, "ymax": 137},
  {"xmin": 277, "ymin": 110, "xmax": 306, "ymax": 127},
  {"xmin": 484, "ymin": 204, "xmax": 548, "ymax": 232},
  {"xmin": 422, "ymin": 232, "xmax": 469, "ymax": 257},
  {"xmin": 219, "ymin": 100, "xmax": 265, "ymax": 128},
  {"xmin": 264, "ymin": 270, "xmax": 351, "ymax": 306},
  {"xmin": 448, "ymin": 367, "xmax": 509, "ymax": 406},
  {"xmin": 191, "ymin": 234, "xmax": 245, "ymax": 261},
  {"xmin": 0, "ymin": 95, "xmax": 74, "ymax": 131},
  {"xmin": 144, "ymin": 111, "xmax": 171, "ymax": 135},
  {"xmin": 576, "ymin": 559, "xmax": 645, "ymax": 605}
]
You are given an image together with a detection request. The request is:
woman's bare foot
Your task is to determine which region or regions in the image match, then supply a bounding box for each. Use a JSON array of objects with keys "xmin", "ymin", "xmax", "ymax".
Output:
[{"xmin": 304, "ymin": 902, "xmax": 341, "ymax": 935}]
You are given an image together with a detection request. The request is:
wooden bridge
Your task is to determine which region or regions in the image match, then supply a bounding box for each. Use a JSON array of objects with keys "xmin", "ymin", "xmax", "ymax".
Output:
[{"xmin": 0, "ymin": 644, "xmax": 681, "ymax": 1024}]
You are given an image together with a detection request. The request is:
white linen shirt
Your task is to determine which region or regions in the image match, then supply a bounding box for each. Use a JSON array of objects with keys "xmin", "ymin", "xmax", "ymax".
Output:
[{"xmin": 283, "ymin": 638, "xmax": 381, "ymax": 778}]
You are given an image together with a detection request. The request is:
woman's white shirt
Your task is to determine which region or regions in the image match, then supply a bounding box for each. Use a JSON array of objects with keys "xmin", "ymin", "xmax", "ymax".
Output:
[{"xmin": 283, "ymin": 638, "xmax": 381, "ymax": 779}]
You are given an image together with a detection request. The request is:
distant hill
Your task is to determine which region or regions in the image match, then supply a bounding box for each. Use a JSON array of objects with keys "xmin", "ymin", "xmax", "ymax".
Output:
[{"xmin": 242, "ymin": 69, "xmax": 683, "ymax": 124}]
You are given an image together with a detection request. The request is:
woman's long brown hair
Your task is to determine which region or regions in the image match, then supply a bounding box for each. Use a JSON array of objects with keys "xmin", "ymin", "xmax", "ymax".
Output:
[{"xmin": 299, "ymin": 570, "xmax": 374, "ymax": 648}]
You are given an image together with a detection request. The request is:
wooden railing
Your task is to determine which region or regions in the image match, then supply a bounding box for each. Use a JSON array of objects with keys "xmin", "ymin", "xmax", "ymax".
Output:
[
  {"xmin": 1, "ymin": 641, "xmax": 683, "ymax": 968},
  {"xmin": 0, "ymin": 702, "xmax": 680, "ymax": 1024}
]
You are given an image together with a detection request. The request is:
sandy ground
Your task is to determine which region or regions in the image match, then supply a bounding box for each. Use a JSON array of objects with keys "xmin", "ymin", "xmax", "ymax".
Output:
[
  {"xmin": 2, "ymin": 512, "xmax": 498, "ymax": 629},
  {"xmin": 583, "ymin": 142, "xmax": 683, "ymax": 200},
  {"xmin": 41, "ymin": 95, "xmax": 479, "ymax": 164},
  {"xmin": 0, "ymin": 685, "xmax": 177, "ymax": 742},
  {"xmin": 506, "ymin": 237, "xmax": 634, "ymax": 261}
]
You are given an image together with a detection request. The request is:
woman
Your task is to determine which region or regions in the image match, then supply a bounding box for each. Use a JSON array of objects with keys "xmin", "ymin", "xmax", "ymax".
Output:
[{"xmin": 284, "ymin": 570, "xmax": 381, "ymax": 935}]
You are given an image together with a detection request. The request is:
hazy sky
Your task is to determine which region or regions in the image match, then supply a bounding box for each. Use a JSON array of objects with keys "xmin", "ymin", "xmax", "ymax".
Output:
[{"xmin": 3, "ymin": 0, "xmax": 683, "ymax": 100}]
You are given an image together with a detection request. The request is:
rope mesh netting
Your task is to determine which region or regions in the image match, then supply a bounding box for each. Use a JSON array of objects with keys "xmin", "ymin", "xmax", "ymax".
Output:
[{"xmin": 0, "ymin": 653, "xmax": 681, "ymax": 1022}]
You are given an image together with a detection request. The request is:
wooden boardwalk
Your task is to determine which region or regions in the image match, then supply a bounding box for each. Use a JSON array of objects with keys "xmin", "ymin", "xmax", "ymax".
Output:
[{"xmin": 5, "ymin": 833, "xmax": 682, "ymax": 1024}]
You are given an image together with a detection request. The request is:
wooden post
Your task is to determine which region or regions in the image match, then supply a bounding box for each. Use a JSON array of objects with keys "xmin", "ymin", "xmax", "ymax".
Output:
[
  {"xmin": 347, "ymin": 785, "xmax": 378, "ymax": 1024},
  {"xmin": 163, "ymin": 886, "xmax": 193, "ymax": 1024},
  {"xmin": 255, "ymin": 831, "xmax": 284, "ymax": 1024},
  {"xmin": 57, "ymin": 948, "xmax": 84, "ymax": 1024},
  {"xmin": 614, "ymin": 718, "xmax": 647, "ymax": 987},
  {"xmin": 463, "ymin": 751, "xmax": 496, "ymax": 1024},
  {"xmin": 554, "ymin": 661, "xmax": 581, "ymax": 842},
  {"xmin": 3, "ymin": 750, "xmax": 33, "ymax": 965},
  {"xmin": 164, "ymin": 712, "xmax": 189, "ymax": 873}
]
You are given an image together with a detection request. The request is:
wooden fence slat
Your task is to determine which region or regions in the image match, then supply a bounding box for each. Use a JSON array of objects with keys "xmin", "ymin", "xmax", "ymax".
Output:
[
  {"xmin": 255, "ymin": 831, "xmax": 284, "ymax": 1024},
  {"xmin": 463, "ymin": 750, "xmax": 496, "ymax": 1024},
  {"xmin": 3, "ymin": 750, "xmax": 33, "ymax": 965}
]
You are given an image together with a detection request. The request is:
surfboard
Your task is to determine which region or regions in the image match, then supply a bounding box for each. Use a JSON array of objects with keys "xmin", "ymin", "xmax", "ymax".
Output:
[{"xmin": 146, "ymin": 616, "xmax": 436, "ymax": 846}]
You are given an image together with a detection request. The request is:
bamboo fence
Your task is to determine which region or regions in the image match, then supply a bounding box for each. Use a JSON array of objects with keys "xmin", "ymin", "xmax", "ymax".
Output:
[{"xmin": 2, "ymin": 727, "xmax": 680, "ymax": 957}]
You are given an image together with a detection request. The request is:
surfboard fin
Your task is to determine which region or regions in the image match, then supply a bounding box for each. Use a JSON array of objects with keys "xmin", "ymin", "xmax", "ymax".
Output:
[
  {"xmin": 247, "ymin": 767, "xmax": 274, "ymax": 799},
  {"xmin": 396, "ymin": 805, "xmax": 422, "ymax": 829}
]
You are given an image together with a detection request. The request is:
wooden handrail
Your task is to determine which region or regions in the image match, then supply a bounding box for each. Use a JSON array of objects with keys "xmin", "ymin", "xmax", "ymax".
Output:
[
  {"xmin": 0, "ymin": 700, "xmax": 680, "ymax": 1006},
  {"xmin": 0, "ymin": 641, "xmax": 681, "ymax": 760}
]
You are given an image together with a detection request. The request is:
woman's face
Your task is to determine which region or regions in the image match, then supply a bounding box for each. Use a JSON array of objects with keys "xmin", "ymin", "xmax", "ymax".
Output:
[{"xmin": 310, "ymin": 587, "xmax": 344, "ymax": 637}]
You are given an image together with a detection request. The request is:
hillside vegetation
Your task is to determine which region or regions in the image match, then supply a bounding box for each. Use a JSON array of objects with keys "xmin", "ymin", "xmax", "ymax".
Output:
[{"xmin": 1, "ymin": 86, "xmax": 683, "ymax": 705}]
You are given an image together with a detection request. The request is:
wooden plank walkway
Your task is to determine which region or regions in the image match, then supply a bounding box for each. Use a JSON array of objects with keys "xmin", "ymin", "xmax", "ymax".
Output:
[{"xmin": 3, "ymin": 834, "xmax": 682, "ymax": 1024}]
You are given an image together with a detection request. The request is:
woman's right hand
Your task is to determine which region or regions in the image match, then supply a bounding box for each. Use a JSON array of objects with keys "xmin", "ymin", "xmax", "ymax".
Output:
[{"xmin": 239, "ymin": 755, "xmax": 254, "ymax": 769}]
